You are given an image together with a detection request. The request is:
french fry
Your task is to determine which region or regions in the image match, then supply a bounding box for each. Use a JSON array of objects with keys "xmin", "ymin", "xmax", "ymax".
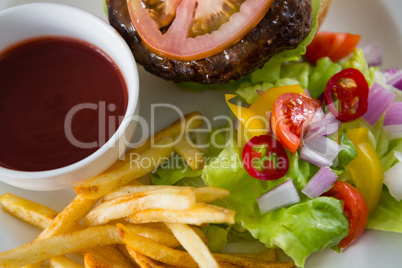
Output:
[
  {"xmin": 37, "ymin": 194, "xmax": 98, "ymax": 239},
  {"xmin": 84, "ymin": 188, "xmax": 196, "ymax": 226},
  {"xmin": 166, "ymin": 222, "xmax": 218, "ymax": 268},
  {"xmin": 84, "ymin": 245, "xmax": 136, "ymax": 268},
  {"xmin": 118, "ymin": 223, "xmax": 293, "ymax": 268},
  {"xmin": 231, "ymin": 249, "xmax": 279, "ymax": 262},
  {"xmin": 49, "ymin": 255, "xmax": 84, "ymax": 268},
  {"xmin": 173, "ymin": 136, "xmax": 204, "ymax": 171},
  {"xmin": 126, "ymin": 203, "xmax": 235, "ymax": 225},
  {"xmin": 74, "ymin": 136, "xmax": 175, "ymax": 199},
  {"xmin": 117, "ymin": 223, "xmax": 198, "ymax": 267},
  {"xmin": 139, "ymin": 222, "xmax": 207, "ymax": 243},
  {"xmin": 0, "ymin": 193, "xmax": 58, "ymax": 229},
  {"xmin": 103, "ymin": 185, "xmax": 230, "ymax": 203},
  {"xmin": 0, "ymin": 225, "xmax": 121, "ymax": 267},
  {"xmin": 127, "ymin": 249, "xmax": 174, "ymax": 268},
  {"xmin": 124, "ymin": 224, "xmax": 180, "ymax": 248},
  {"xmin": 214, "ymin": 254, "xmax": 295, "ymax": 268}
]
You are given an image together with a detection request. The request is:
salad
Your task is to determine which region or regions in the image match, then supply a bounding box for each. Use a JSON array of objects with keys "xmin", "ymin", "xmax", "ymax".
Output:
[{"xmin": 152, "ymin": 9, "xmax": 402, "ymax": 268}]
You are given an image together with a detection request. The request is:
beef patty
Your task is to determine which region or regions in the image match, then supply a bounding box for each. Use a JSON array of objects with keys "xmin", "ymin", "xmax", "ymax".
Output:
[{"xmin": 107, "ymin": 0, "xmax": 312, "ymax": 84}]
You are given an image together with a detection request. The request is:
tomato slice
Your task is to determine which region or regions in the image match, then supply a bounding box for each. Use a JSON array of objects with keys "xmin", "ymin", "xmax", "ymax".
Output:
[
  {"xmin": 242, "ymin": 135, "xmax": 289, "ymax": 180},
  {"xmin": 325, "ymin": 68, "xmax": 369, "ymax": 122},
  {"xmin": 127, "ymin": 0, "xmax": 274, "ymax": 61},
  {"xmin": 271, "ymin": 93, "xmax": 320, "ymax": 153},
  {"xmin": 305, "ymin": 32, "xmax": 361, "ymax": 63},
  {"xmin": 323, "ymin": 181, "xmax": 368, "ymax": 248}
]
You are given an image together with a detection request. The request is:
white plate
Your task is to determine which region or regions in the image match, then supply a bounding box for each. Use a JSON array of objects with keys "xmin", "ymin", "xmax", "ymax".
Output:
[{"xmin": 0, "ymin": 0, "xmax": 401, "ymax": 267}]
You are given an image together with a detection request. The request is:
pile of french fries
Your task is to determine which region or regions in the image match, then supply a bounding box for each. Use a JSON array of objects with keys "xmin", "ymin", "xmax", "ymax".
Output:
[{"xmin": 0, "ymin": 112, "xmax": 295, "ymax": 268}]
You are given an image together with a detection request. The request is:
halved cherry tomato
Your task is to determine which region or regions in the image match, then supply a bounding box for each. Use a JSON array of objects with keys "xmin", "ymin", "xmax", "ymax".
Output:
[
  {"xmin": 127, "ymin": 0, "xmax": 274, "ymax": 61},
  {"xmin": 242, "ymin": 135, "xmax": 289, "ymax": 180},
  {"xmin": 271, "ymin": 93, "xmax": 320, "ymax": 153},
  {"xmin": 325, "ymin": 68, "xmax": 369, "ymax": 122},
  {"xmin": 305, "ymin": 32, "xmax": 361, "ymax": 63},
  {"xmin": 323, "ymin": 181, "xmax": 368, "ymax": 248}
]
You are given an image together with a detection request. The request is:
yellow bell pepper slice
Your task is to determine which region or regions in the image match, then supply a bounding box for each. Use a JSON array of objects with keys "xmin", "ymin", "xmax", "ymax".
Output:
[
  {"xmin": 346, "ymin": 128, "xmax": 383, "ymax": 216},
  {"xmin": 249, "ymin": 84, "xmax": 306, "ymax": 118},
  {"xmin": 225, "ymin": 94, "xmax": 268, "ymax": 138}
]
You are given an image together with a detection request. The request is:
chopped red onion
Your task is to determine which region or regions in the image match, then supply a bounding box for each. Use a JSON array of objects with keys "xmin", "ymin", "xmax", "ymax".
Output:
[
  {"xmin": 257, "ymin": 180, "xmax": 300, "ymax": 214},
  {"xmin": 384, "ymin": 160, "xmax": 402, "ymax": 201},
  {"xmin": 383, "ymin": 68, "xmax": 399, "ymax": 79},
  {"xmin": 302, "ymin": 166, "xmax": 338, "ymax": 199},
  {"xmin": 300, "ymin": 146, "xmax": 333, "ymax": 167},
  {"xmin": 300, "ymin": 136, "xmax": 342, "ymax": 167},
  {"xmin": 361, "ymin": 41, "xmax": 383, "ymax": 67},
  {"xmin": 387, "ymin": 69, "xmax": 402, "ymax": 91},
  {"xmin": 384, "ymin": 102, "xmax": 402, "ymax": 126},
  {"xmin": 363, "ymin": 83, "xmax": 395, "ymax": 126}
]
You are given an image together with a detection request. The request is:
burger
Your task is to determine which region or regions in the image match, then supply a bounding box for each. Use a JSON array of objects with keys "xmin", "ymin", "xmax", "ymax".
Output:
[{"xmin": 106, "ymin": 0, "xmax": 331, "ymax": 84}]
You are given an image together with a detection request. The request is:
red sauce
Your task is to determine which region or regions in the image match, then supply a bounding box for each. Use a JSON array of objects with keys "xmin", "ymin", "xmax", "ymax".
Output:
[{"xmin": 0, "ymin": 37, "xmax": 128, "ymax": 171}]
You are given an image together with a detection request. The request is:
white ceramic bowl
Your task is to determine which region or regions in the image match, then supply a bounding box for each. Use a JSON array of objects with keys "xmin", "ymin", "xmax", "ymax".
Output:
[{"xmin": 0, "ymin": 3, "xmax": 139, "ymax": 191}]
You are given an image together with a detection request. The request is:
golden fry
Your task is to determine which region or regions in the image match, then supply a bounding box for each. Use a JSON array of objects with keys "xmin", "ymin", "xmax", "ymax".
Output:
[
  {"xmin": 173, "ymin": 136, "xmax": 204, "ymax": 171},
  {"xmin": 166, "ymin": 223, "xmax": 218, "ymax": 268},
  {"xmin": 84, "ymin": 245, "xmax": 135, "ymax": 268},
  {"xmin": 84, "ymin": 188, "xmax": 196, "ymax": 226},
  {"xmin": 117, "ymin": 223, "xmax": 198, "ymax": 267},
  {"xmin": 231, "ymin": 249, "xmax": 279, "ymax": 262},
  {"xmin": 103, "ymin": 185, "xmax": 229, "ymax": 204},
  {"xmin": 37, "ymin": 194, "xmax": 98, "ymax": 239},
  {"xmin": 49, "ymin": 255, "xmax": 84, "ymax": 268},
  {"xmin": 127, "ymin": 203, "xmax": 235, "ymax": 225},
  {"xmin": 0, "ymin": 193, "xmax": 58, "ymax": 229},
  {"xmin": 0, "ymin": 225, "xmax": 121, "ymax": 267},
  {"xmin": 74, "ymin": 136, "xmax": 174, "ymax": 199},
  {"xmin": 126, "ymin": 248, "xmax": 175, "ymax": 268},
  {"xmin": 123, "ymin": 224, "xmax": 180, "ymax": 248}
]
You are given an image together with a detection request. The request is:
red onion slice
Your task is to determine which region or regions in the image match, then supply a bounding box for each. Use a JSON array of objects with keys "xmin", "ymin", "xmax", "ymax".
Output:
[
  {"xmin": 256, "ymin": 180, "xmax": 300, "ymax": 214},
  {"xmin": 387, "ymin": 69, "xmax": 402, "ymax": 91},
  {"xmin": 300, "ymin": 136, "xmax": 342, "ymax": 167},
  {"xmin": 384, "ymin": 102, "xmax": 402, "ymax": 126},
  {"xmin": 302, "ymin": 166, "xmax": 338, "ymax": 199},
  {"xmin": 363, "ymin": 83, "xmax": 395, "ymax": 126}
]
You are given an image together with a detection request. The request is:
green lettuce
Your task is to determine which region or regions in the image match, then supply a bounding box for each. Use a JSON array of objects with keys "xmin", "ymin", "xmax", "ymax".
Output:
[
  {"xmin": 151, "ymin": 154, "xmax": 203, "ymax": 185},
  {"xmin": 202, "ymin": 143, "xmax": 349, "ymax": 267},
  {"xmin": 342, "ymin": 49, "xmax": 377, "ymax": 86},
  {"xmin": 308, "ymin": 57, "xmax": 342, "ymax": 99}
]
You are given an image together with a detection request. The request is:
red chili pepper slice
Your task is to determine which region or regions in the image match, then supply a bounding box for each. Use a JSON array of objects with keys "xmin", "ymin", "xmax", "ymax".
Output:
[
  {"xmin": 242, "ymin": 135, "xmax": 289, "ymax": 180},
  {"xmin": 325, "ymin": 68, "xmax": 369, "ymax": 122}
]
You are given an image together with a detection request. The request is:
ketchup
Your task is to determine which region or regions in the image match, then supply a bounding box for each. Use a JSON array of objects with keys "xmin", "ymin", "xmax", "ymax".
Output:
[{"xmin": 0, "ymin": 37, "xmax": 128, "ymax": 171}]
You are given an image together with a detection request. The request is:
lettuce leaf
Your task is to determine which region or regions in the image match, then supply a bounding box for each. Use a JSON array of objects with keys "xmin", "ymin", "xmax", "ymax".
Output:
[
  {"xmin": 367, "ymin": 186, "xmax": 402, "ymax": 232},
  {"xmin": 202, "ymin": 143, "xmax": 349, "ymax": 267},
  {"xmin": 151, "ymin": 154, "xmax": 203, "ymax": 185}
]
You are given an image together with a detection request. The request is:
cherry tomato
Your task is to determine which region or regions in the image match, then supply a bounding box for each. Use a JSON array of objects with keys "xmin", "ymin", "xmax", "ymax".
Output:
[
  {"xmin": 271, "ymin": 93, "xmax": 320, "ymax": 153},
  {"xmin": 242, "ymin": 135, "xmax": 289, "ymax": 180},
  {"xmin": 323, "ymin": 181, "xmax": 368, "ymax": 248},
  {"xmin": 127, "ymin": 0, "xmax": 274, "ymax": 61},
  {"xmin": 325, "ymin": 68, "xmax": 369, "ymax": 122},
  {"xmin": 305, "ymin": 32, "xmax": 361, "ymax": 63}
]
